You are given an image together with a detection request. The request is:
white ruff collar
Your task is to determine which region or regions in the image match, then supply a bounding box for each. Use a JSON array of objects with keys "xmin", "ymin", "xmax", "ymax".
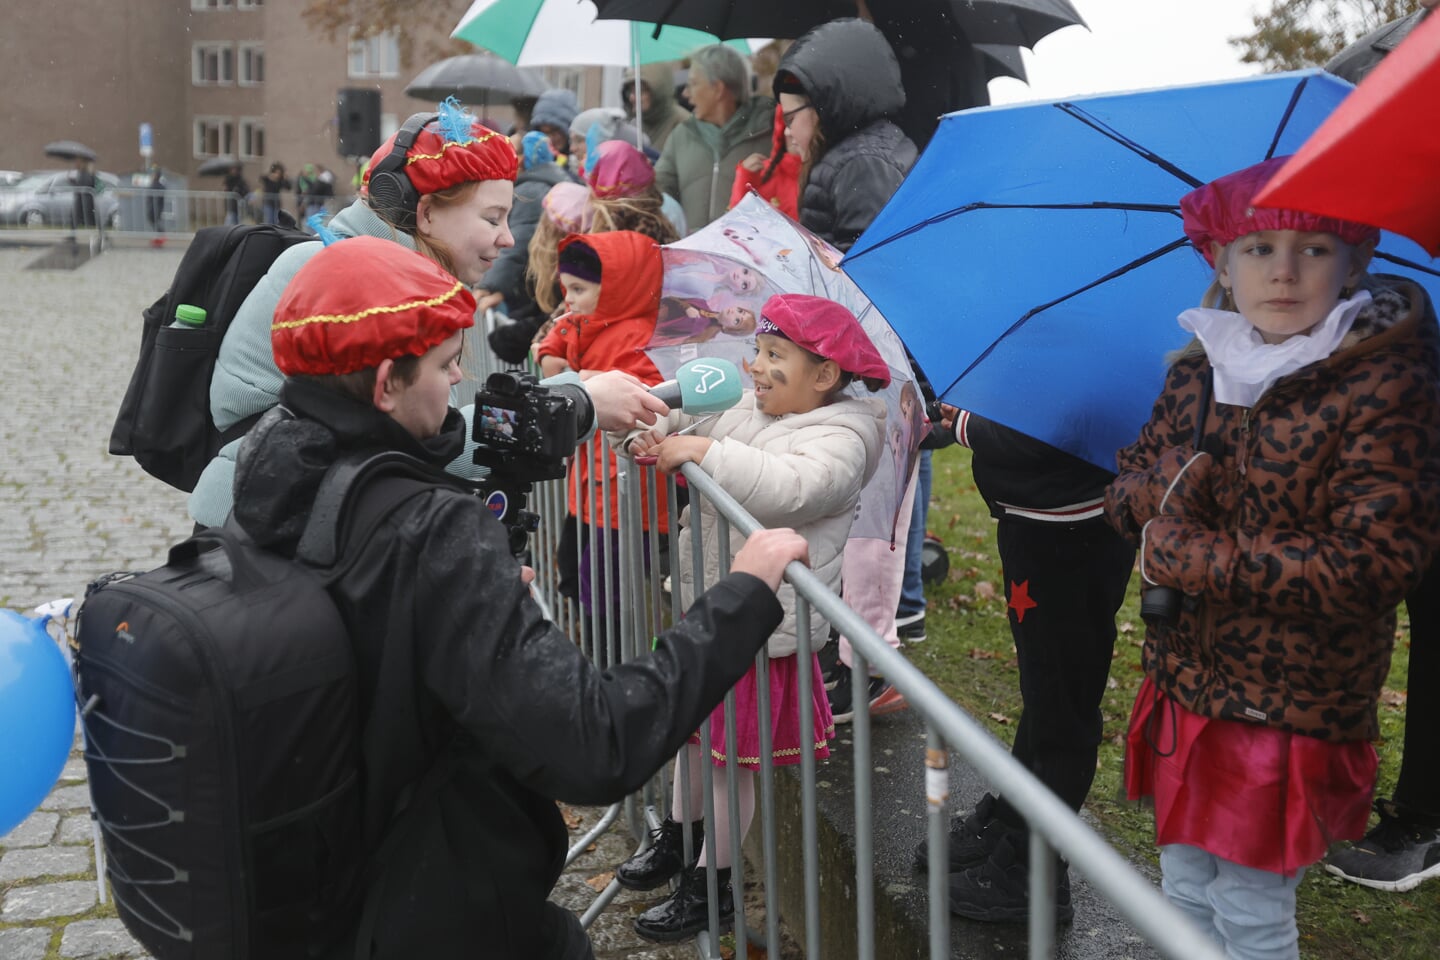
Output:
[{"xmin": 1177, "ymin": 291, "xmax": 1371, "ymax": 408}]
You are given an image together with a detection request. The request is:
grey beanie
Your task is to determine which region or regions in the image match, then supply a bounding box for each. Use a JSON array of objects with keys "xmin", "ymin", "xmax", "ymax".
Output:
[{"xmin": 530, "ymin": 88, "xmax": 579, "ymax": 131}]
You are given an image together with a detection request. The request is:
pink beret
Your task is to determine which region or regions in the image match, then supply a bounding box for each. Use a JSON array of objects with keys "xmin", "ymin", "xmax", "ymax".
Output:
[
  {"xmin": 1181, "ymin": 156, "xmax": 1380, "ymax": 267},
  {"xmin": 756, "ymin": 293, "xmax": 890, "ymax": 386}
]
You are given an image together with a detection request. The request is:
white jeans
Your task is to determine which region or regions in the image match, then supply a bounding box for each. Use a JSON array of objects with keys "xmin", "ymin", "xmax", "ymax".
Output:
[{"xmin": 1160, "ymin": 844, "xmax": 1305, "ymax": 960}]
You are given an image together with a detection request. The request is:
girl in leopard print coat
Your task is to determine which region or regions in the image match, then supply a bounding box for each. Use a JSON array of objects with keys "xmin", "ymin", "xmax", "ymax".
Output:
[{"xmin": 1105, "ymin": 157, "xmax": 1440, "ymax": 960}]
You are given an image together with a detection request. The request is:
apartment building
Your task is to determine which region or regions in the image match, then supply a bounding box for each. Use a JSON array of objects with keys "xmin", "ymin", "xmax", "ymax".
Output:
[{"xmin": 0, "ymin": 0, "xmax": 605, "ymax": 192}]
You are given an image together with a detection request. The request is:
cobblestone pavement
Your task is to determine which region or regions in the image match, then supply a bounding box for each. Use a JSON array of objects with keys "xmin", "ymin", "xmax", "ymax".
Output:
[{"xmin": 0, "ymin": 245, "xmax": 708, "ymax": 959}]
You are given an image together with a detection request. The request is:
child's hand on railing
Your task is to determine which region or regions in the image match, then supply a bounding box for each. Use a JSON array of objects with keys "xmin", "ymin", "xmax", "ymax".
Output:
[
  {"xmin": 653, "ymin": 435, "xmax": 713, "ymax": 474},
  {"xmin": 731, "ymin": 528, "xmax": 811, "ymax": 591}
]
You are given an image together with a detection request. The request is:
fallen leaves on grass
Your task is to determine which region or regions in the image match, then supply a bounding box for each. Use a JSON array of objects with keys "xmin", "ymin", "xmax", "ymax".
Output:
[
  {"xmin": 559, "ymin": 805, "xmax": 583, "ymax": 830},
  {"xmin": 1380, "ymin": 687, "xmax": 1407, "ymax": 709},
  {"xmin": 584, "ymin": 871, "xmax": 614, "ymax": 892},
  {"xmin": 988, "ymin": 712, "xmax": 1011, "ymax": 725},
  {"xmin": 974, "ymin": 581, "xmax": 997, "ymax": 601},
  {"xmin": 1349, "ymin": 909, "xmax": 1372, "ymax": 926},
  {"xmin": 969, "ymin": 648, "xmax": 1002, "ymax": 660},
  {"xmin": 1119, "ymin": 621, "xmax": 1136, "ymax": 634}
]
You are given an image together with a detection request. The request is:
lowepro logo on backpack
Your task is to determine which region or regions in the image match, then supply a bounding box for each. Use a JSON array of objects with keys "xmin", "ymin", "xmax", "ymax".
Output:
[{"xmin": 108, "ymin": 223, "xmax": 312, "ymax": 492}]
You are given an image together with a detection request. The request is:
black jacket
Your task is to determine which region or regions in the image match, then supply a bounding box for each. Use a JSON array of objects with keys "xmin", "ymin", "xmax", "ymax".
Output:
[
  {"xmin": 232, "ymin": 381, "xmax": 783, "ymax": 959},
  {"xmin": 951, "ymin": 410, "xmax": 1117, "ymax": 525},
  {"xmin": 776, "ymin": 18, "xmax": 918, "ymax": 252}
]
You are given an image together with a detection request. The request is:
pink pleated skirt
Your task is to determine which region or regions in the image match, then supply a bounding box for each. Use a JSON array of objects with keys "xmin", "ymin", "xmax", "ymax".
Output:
[{"xmin": 690, "ymin": 652, "xmax": 834, "ymax": 769}]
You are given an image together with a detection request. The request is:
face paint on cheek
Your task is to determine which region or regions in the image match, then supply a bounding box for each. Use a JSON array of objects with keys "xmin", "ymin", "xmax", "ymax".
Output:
[{"xmin": 770, "ymin": 370, "xmax": 788, "ymax": 385}]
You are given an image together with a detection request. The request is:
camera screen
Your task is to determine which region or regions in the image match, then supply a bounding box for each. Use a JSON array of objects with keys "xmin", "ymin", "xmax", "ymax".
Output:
[{"xmin": 477, "ymin": 403, "xmax": 520, "ymax": 445}]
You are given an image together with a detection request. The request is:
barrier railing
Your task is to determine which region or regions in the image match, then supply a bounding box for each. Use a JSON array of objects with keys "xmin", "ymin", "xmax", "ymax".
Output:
[
  {"xmin": 518, "ymin": 417, "xmax": 1226, "ymax": 960},
  {"xmin": 0, "ymin": 186, "xmax": 346, "ymax": 242}
]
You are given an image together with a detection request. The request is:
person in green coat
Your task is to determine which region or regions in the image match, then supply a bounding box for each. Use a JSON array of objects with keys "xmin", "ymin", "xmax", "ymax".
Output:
[{"xmin": 655, "ymin": 44, "xmax": 774, "ymax": 234}]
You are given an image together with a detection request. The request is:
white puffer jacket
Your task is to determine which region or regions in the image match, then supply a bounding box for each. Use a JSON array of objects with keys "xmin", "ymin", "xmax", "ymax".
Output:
[{"xmin": 622, "ymin": 391, "xmax": 886, "ymax": 658}]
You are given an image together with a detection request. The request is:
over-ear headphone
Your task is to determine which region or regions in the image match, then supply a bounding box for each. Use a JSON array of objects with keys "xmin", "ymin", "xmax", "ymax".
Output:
[{"xmin": 366, "ymin": 112, "xmax": 437, "ymax": 232}]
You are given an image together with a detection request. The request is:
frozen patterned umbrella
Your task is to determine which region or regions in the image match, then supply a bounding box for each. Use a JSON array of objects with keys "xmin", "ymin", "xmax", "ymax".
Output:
[
  {"xmin": 646, "ymin": 193, "xmax": 926, "ymax": 543},
  {"xmin": 842, "ymin": 69, "xmax": 1440, "ymax": 472}
]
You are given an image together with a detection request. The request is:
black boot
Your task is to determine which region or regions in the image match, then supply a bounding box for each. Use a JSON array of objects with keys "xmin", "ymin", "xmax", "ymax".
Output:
[
  {"xmin": 615, "ymin": 818, "xmax": 702, "ymax": 891},
  {"xmin": 633, "ymin": 865, "xmax": 734, "ymax": 943}
]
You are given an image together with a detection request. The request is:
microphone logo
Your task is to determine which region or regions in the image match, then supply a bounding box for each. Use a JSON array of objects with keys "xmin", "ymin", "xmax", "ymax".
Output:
[{"xmin": 690, "ymin": 363, "xmax": 728, "ymax": 394}]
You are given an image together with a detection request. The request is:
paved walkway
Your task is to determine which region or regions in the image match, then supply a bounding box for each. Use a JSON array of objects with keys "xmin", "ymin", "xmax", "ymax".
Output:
[{"xmin": 0, "ymin": 244, "xmax": 700, "ymax": 959}]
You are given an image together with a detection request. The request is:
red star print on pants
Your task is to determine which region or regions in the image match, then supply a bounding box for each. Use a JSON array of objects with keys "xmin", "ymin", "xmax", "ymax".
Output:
[{"xmin": 1008, "ymin": 579, "xmax": 1038, "ymax": 623}]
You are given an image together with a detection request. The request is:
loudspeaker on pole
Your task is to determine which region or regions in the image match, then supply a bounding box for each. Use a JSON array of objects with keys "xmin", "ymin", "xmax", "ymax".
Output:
[{"xmin": 336, "ymin": 88, "xmax": 382, "ymax": 159}]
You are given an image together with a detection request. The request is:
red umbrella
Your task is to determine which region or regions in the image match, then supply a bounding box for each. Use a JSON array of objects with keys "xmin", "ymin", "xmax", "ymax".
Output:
[{"xmin": 1253, "ymin": 11, "xmax": 1440, "ymax": 255}]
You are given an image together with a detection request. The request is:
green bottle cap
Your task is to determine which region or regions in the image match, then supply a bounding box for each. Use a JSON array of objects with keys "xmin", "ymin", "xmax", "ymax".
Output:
[{"xmin": 174, "ymin": 304, "xmax": 207, "ymax": 326}]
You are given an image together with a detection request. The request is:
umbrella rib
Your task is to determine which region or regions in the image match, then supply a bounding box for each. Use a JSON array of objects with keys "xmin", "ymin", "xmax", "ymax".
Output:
[
  {"xmin": 1055, "ymin": 104, "xmax": 1204, "ymax": 188},
  {"xmin": 1263, "ymin": 75, "xmax": 1310, "ymax": 161},
  {"xmin": 849, "ymin": 202, "xmax": 1180, "ymax": 259},
  {"xmin": 942, "ymin": 237, "xmax": 1193, "ymax": 396},
  {"xmin": 1373, "ymin": 250, "xmax": 1440, "ymax": 279}
]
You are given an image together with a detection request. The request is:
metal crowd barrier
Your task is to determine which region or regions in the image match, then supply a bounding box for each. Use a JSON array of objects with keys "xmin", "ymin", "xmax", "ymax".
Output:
[
  {"xmin": 507, "ymin": 401, "xmax": 1225, "ymax": 960},
  {"xmin": 0, "ymin": 185, "xmax": 346, "ymax": 243}
]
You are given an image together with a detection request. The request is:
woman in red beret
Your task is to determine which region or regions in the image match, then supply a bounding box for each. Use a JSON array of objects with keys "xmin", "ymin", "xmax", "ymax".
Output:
[{"xmin": 1105, "ymin": 156, "xmax": 1440, "ymax": 959}]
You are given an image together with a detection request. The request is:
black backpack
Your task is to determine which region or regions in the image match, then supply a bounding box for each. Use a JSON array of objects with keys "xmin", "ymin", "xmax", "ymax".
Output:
[
  {"xmin": 74, "ymin": 452, "xmax": 447, "ymax": 960},
  {"xmin": 109, "ymin": 222, "xmax": 313, "ymax": 492}
]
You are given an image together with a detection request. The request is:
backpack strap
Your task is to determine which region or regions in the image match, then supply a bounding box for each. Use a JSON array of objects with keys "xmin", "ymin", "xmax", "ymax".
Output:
[{"xmin": 296, "ymin": 451, "xmax": 468, "ymax": 571}]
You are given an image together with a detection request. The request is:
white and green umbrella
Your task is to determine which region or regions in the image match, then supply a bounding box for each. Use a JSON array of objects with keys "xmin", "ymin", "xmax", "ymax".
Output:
[{"xmin": 453, "ymin": 0, "xmax": 754, "ymax": 67}]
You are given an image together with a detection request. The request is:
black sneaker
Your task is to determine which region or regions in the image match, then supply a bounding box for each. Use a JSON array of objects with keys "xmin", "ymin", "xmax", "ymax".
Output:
[
  {"xmin": 949, "ymin": 831, "xmax": 1073, "ymax": 925},
  {"xmin": 1325, "ymin": 798, "xmax": 1440, "ymax": 892},
  {"xmin": 633, "ymin": 865, "xmax": 733, "ymax": 943},
  {"xmin": 615, "ymin": 817, "xmax": 703, "ymax": 891},
  {"xmin": 896, "ymin": 610, "xmax": 927, "ymax": 644},
  {"xmin": 829, "ymin": 669, "xmax": 907, "ymax": 724},
  {"xmin": 914, "ymin": 793, "xmax": 1011, "ymax": 871}
]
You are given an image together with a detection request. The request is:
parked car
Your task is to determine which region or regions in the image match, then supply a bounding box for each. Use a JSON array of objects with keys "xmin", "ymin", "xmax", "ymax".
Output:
[
  {"xmin": 0, "ymin": 169, "xmax": 121, "ymax": 228},
  {"xmin": 0, "ymin": 170, "xmax": 23, "ymax": 187}
]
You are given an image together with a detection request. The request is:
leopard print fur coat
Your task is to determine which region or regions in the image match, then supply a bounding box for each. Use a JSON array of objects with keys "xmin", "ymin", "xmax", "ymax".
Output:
[{"xmin": 1106, "ymin": 281, "xmax": 1440, "ymax": 742}]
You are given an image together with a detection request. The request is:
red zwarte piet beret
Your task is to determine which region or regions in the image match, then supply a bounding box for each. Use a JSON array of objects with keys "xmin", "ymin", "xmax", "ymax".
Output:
[
  {"xmin": 364, "ymin": 117, "xmax": 518, "ymax": 197},
  {"xmin": 756, "ymin": 293, "xmax": 891, "ymax": 387},
  {"xmin": 1180, "ymin": 156, "xmax": 1380, "ymax": 267},
  {"xmin": 272, "ymin": 236, "xmax": 476, "ymax": 376}
]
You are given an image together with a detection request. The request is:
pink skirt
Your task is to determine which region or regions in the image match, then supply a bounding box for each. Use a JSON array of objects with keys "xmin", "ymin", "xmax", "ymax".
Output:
[
  {"xmin": 690, "ymin": 652, "xmax": 834, "ymax": 768},
  {"xmin": 1126, "ymin": 679, "xmax": 1376, "ymax": 876}
]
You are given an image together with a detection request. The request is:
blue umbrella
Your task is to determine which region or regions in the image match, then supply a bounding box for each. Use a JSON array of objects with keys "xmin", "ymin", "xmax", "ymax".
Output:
[{"xmin": 842, "ymin": 69, "xmax": 1440, "ymax": 471}]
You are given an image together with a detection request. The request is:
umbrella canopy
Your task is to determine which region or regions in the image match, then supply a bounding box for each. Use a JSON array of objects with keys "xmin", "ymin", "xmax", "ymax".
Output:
[
  {"xmin": 842, "ymin": 69, "xmax": 1440, "ymax": 472},
  {"xmin": 647, "ymin": 193, "xmax": 924, "ymax": 543},
  {"xmin": 594, "ymin": 0, "xmax": 1083, "ymax": 47},
  {"xmin": 405, "ymin": 52, "xmax": 548, "ymax": 105},
  {"xmin": 977, "ymin": 43, "xmax": 1026, "ymax": 83},
  {"xmin": 1324, "ymin": 8, "xmax": 1428, "ymax": 84},
  {"xmin": 43, "ymin": 140, "xmax": 96, "ymax": 162},
  {"xmin": 453, "ymin": 0, "xmax": 751, "ymax": 66},
  {"xmin": 1258, "ymin": 12, "xmax": 1440, "ymax": 255},
  {"xmin": 196, "ymin": 156, "xmax": 240, "ymax": 176}
]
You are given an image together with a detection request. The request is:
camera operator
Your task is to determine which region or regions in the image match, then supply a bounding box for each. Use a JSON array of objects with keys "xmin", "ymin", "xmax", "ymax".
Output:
[{"xmin": 232, "ymin": 236, "xmax": 810, "ymax": 960}]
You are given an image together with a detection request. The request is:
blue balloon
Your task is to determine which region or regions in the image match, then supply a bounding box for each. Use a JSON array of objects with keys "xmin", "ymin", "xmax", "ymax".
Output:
[{"xmin": 0, "ymin": 609, "xmax": 76, "ymax": 837}]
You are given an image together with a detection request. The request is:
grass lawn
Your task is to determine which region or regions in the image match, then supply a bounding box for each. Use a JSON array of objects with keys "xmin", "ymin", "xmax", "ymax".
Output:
[{"xmin": 913, "ymin": 443, "xmax": 1439, "ymax": 960}]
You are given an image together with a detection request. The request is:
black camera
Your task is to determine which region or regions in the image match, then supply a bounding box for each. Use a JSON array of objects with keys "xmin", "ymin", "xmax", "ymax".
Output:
[{"xmin": 472, "ymin": 371, "xmax": 591, "ymax": 557}]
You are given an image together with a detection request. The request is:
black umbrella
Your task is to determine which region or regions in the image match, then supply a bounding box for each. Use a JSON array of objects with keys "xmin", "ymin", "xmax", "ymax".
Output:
[
  {"xmin": 405, "ymin": 53, "xmax": 548, "ymax": 108},
  {"xmin": 197, "ymin": 156, "xmax": 241, "ymax": 176},
  {"xmin": 1325, "ymin": 9, "xmax": 1429, "ymax": 84},
  {"xmin": 594, "ymin": 0, "xmax": 1081, "ymax": 46},
  {"xmin": 43, "ymin": 140, "xmax": 96, "ymax": 162},
  {"xmin": 976, "ymin": 42, "xmax": 1026, "ymax": 83}
]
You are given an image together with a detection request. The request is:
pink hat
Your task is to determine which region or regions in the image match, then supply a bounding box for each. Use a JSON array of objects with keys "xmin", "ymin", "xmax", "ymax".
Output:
[
  {"xmin": 585, "ymin": 140, "xmax": 655, "ymax": 199},
  {"xmin": 756, "ymin": 294, "xmax": 891, "ymax": 386},
  {"xmin": 542, "ymin": 182, "xmax": 594, "ymax": 233},
  {"xmin": 1181, "ymin": 156, "xmax": 1380, "ymax": 267}
]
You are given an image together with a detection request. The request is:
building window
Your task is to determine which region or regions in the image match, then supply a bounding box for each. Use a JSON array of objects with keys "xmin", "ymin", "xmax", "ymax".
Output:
[
  {"xmin": 192, "ymin": 0, "xmax": 234, "ymax": 9},
  {"xmin": 239, "ymin": 43, "xmax": 264, "ymax": 85},
  {"xmin": 239, "ymin": 118, "xmax": 265, "ymax": 159},
  {"xmin": 193, "ymin": 43, "xmax": 234, "ymax": 85},
  {"xmin": 237, "ymin": 0, "xmax": 263, "ymax": 7},
  {"xmin": 194, "ymin": 117, "xmax": 235, "ymax": 158},
  {"xmin": 348, "ymin": 32, "xmax": 400, "ymax": 78}
]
